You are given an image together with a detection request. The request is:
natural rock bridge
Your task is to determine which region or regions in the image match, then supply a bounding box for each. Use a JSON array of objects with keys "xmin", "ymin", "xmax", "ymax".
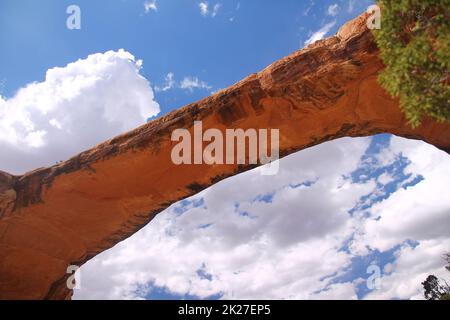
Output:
[{"xmin": 1, "ymin": 14, "xmax": 449, "ymax": 299}]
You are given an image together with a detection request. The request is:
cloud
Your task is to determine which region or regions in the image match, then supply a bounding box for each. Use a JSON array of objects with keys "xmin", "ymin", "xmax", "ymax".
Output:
[
  {"xmin": 199, "ymin": 2, "xmax": 209, "ymax": 16},
  {"xmin": 327, "ymin": 4, "xmax": 339, "ymax": 16},
  {"xmin": 377, "ymin": 172, "xmax": 394, "ymax": 185},
  {"xmin": 180, "ymin": 76, "xmax": 212, "ymax": 92},
  {"xmin": 154, "ymin": 73, "xmax": 212, "ymax": 93},
  {"xmin": 211, "ymin": 3, "xmax": 221, "ymax": 17},
  {"xmin": 0, "ymin": 49, "xmax": 160, "ymax": 174},
  {"xmin": 305, "ymin": 21, "xmax": 336, "ymax": 45},
  {"xmin": 144, "ymin": 0, "xmax": 157, "ymax": 13},
  {"xmin": 347, "ymin": 136, "xmax": 450, "ymax": 299},
  {"xmin": 154, "ymin": 72, "xmax": 175, "ymax": 92},
  {"xmin": 350, "ymin": 136, "xmax": 450, "ymax": 254},
  {"xmin": 73, "ymin": 137, "xmax": 370, "ymax": 299},
  {"xmin": 364, "ymin": 239, "xmax": 450, "ymax": 299}
]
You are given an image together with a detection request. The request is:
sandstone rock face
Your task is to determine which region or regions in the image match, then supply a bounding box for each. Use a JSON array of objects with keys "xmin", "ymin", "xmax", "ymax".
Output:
[
  {"xmin": 0, "ymin": 13, "xmax": 449, "ymax": 299},
  {"xmin": 0, "ymin": 172, "xmax": 16, "ymax": 218}
]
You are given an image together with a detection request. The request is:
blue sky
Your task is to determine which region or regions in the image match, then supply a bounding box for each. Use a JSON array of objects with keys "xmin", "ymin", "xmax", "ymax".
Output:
[{"xmin": 0, "ymin": 0, "xmax": 373, "ymax": 115}]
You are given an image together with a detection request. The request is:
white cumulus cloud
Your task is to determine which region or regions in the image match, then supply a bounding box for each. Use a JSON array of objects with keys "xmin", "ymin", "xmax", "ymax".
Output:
[{"xmin": 0, "ymin": 49, "xmax": 160, "ymax": 174}]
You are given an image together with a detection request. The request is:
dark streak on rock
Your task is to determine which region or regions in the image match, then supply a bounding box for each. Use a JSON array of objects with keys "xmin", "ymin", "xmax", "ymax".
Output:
[{"xmin": 186, "ymin": 182, "xmax": 208, "ymax": 193}]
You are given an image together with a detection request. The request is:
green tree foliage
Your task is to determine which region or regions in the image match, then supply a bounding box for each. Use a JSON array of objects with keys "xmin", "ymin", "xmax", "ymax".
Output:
[
  {"xmin": 422, "ymin": 275, "xmax": 450, "ymax": 300},
  {"xmin": 373, "ymin": 0, "xmax": 450, "ymax": 127}
]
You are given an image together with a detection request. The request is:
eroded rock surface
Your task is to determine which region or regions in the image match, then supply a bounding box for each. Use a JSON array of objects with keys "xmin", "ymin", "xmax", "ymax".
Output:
[{"xmin": 1, "ymin": 13, "xmax": 450, "ymax": 299}]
